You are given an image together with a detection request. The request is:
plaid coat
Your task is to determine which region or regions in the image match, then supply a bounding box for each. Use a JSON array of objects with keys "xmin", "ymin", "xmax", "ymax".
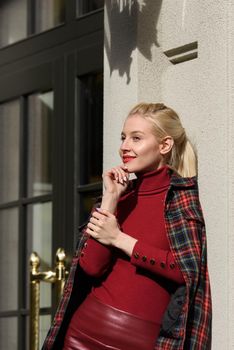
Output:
[{"xmin": 42, "ymin": 171, "xmax": 212, "ymax": 350}]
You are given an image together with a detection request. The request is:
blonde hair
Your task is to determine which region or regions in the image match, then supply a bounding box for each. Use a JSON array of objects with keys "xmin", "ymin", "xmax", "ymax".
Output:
[{"xmin": 128, "ymin": 103, "xmax": 197, "ymax": 177}]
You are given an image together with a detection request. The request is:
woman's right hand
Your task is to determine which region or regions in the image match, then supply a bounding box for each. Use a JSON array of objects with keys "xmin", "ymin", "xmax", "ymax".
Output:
[{"xmin": 102, "ymin": 165, "xmax": 129, "ymax": 199}]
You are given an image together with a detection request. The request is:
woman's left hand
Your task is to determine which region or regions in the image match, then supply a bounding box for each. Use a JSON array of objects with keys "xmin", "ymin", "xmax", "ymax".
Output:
[{"xmin": 86, "ymin": 208, "xmax": 121, "ymax": 246}]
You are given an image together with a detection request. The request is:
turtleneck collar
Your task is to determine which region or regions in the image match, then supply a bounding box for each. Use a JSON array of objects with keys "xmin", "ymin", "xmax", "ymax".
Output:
[{"xmin": 134, "ymin": 165, "xmax": 171, "ymax": 194}]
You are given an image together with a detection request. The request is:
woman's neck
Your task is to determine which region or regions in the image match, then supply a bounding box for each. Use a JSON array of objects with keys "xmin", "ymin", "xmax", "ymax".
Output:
[{"xmin": 135, "ymin": 165, "xmax": 171, "ymax": 193}]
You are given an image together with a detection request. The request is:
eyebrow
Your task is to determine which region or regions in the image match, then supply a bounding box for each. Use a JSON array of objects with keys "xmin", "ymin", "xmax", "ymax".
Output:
[{"xmin": 121, "ymin": 131, "xmax": 145, "ymax": 136}]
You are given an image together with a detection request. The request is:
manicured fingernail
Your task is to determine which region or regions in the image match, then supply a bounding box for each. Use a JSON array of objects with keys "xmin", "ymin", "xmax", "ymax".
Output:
[
  {"xmin": 124, "ymin": 176, "xmax": 127, "ymax": 181},
  {"xmin": 96, "ymin": 207, "xmax": 102, "ymax": 212}
]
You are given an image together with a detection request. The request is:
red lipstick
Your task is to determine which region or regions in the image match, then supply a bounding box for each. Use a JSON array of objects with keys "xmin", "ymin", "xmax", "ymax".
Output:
[{"xmin": 122, "ymin": 156, "xmax": 136, "ymax": 163}]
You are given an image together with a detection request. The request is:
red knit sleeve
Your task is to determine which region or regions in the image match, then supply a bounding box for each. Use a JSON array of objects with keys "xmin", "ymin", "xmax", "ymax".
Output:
[
  {"xmin": 130, "ymin": 241, "xmax": 185, "ymax": 284},
  {"xmin": 79, "ymin": 237, "xmax": 112, "ymax": 278}
]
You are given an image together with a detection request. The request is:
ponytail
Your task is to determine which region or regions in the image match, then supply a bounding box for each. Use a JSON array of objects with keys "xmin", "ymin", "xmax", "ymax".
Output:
[{"xmin": 174, "ymin": 138, "xmax": 198, "ymax": 177}]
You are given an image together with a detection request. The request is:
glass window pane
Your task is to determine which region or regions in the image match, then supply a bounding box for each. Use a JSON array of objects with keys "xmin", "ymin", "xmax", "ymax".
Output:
[
  {"xmin": 0, "ymin": 100, "xmax": 20, "ymax": 204},
  {"xmin": 25, "ymin": 314, "xmax": 51, "ymax": 350},
  {"xmin": 78, "ymin": 73, "xmax": 103, "ymax": 185},
  {"xmin": 0, "ymin": 208, "xmax": 18, "ymax": 311},
  {"xmin": 34, "ymin": 0, "xmax": 65, "ymax": 33},
  {"xmin": 77, "ymin": 0, "xmax": 104, "ymax": 16},
  {"xmin": 0, "ymin": 0, "xmax": 27, "ymax": 48},
  {"xmin": 79, "ymin": 191, "xmax": 101, "ymax": 226},
  {"xmin": 0, "ymin": 317, "xmax": 17, "ymax": 350},
  {"xmin": 27, "ymin": 91, "xmax": 53, "ymax": 197},
  {"xmin": 27, "ymin": 202, "xmax": 52, "ymax": 308},
  {"xmin": 39, "ymin": 315, "xmax": 51, "ymax": 349}
]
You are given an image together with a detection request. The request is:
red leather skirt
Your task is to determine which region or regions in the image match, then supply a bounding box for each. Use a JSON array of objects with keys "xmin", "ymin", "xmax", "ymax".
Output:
[{"xmin": 63, "ymin": 294, "xmax": 160, "ymax": 350}]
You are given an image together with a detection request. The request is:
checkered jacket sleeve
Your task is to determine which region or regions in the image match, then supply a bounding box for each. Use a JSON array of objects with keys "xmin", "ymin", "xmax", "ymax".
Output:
[{"xmin": 155, "ymin": 175, "xmax": 212, "ymax": 349}]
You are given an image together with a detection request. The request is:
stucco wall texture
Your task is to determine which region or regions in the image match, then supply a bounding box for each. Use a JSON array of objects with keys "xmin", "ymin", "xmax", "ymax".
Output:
[{"xmin": 104, "ymin": 1, "xmax": 234, "ymax": 348}]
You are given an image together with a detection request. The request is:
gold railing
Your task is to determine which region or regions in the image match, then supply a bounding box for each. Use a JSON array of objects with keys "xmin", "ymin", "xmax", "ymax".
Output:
[{"xmin": 29, "ymin": 248, "xmax": 69, "ymax": 350}]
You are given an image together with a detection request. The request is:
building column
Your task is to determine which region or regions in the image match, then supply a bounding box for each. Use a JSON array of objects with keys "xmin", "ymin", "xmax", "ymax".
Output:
[{"xmin": 104, "ymin": 1, "xmax": 233, "ymax": 348}]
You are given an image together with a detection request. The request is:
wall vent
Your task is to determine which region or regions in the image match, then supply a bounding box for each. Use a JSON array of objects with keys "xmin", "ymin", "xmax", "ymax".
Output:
[{"xmin": 164, "ymin": 41, "xmax": 198, "ymax": 64}]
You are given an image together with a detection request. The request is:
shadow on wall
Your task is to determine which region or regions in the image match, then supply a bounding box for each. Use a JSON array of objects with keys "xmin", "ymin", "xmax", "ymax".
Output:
[{"xmin": 105, "ymin": 0, "xmax": 163, "ymax": 84}]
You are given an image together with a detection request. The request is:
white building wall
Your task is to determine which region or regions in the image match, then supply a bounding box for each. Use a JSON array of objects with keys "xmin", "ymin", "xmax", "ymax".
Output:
[
  {"xmin": 227, "ymin": 2, "xmax": 234, "ymax": 349},
  {"xmin": 104, "ymin": 1, "xmax": 233, "ymax": 348}
]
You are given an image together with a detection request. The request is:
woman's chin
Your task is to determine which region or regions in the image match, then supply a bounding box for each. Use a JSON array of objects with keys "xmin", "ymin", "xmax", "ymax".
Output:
[{"xmin": 124, "ymin": 165, "xmax": 135, "ymax": 173}]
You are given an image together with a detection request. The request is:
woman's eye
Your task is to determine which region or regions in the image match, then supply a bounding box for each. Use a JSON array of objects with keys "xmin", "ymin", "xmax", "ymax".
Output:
[{"xmin": 133, "ymin": 136, "xmax": 140, "ymax": 141}]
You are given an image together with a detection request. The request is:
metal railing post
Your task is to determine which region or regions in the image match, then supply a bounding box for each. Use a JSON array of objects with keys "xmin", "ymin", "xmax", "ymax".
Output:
[
  {"xmin": 29, "ymin": 248, "xmax": 68, "ymax": 350},
  {"xmin": 30, "ymin": 253, "xmax": 41, "ymax": 350}
]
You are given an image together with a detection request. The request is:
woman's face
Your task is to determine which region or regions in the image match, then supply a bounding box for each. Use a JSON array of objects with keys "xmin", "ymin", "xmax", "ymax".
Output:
[{"xmin": 119, "ymin": 114, "xmax": 165, "ymax": 174}]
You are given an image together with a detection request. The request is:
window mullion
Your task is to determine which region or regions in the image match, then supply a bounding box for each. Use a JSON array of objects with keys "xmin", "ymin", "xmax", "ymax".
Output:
[
  {"xmin": 27, "ymin": 0, "xmax": 35, "ymax": 36},
  {"xmin": 18, "ymin": 96, "xmax": 27, "ymax": 350},
  {"xmin": 65, "ymin": 0, "xmax": 76, "ymax": 22}
]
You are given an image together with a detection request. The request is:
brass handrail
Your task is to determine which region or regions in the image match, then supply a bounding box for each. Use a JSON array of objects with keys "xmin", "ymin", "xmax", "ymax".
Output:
[{"xmin": 29, "ymin": 248, "xmax": 68, "ymax": 350}]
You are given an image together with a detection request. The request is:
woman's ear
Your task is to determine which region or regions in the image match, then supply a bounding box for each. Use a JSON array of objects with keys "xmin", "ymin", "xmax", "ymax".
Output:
[{"xmin": 159, "ymin": 136, "xmax": 174, "ymax": 155}]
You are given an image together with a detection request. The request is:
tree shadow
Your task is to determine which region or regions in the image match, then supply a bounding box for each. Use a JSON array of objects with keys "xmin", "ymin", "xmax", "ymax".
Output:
[{"xmin": 105, "ymin": 0, "xmax": 163, "ymax": 84}]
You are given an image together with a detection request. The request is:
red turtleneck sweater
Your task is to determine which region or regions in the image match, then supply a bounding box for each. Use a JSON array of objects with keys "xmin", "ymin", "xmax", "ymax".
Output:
[{"xmin": 79, "ymin": 165, "xmax": 184, "ymax": 323}]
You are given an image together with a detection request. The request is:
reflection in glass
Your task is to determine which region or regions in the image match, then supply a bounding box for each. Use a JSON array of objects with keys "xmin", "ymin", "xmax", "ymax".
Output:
[
  {"xmin": 0, "ymin": 209, "xmax": 18, "ymax": 311},
  {"xmin": 34, "ymin": 0, "xmax": 65, "ymax": 33},
  {"xmin": 27, "ymin": 202, "xmax": 52, "ymax": 308},
  {"xmin": 40, "ymin": 315, "xmax": 51, "ymax": 348},
  {"xmin": 0, "ymin": 317, "xmax": 17, "ymax": 350},
  {"xmin": 27, "ymin": 91, "xmax": 53, "ymax": 197},
  {"xmin": 79, "ymin": 191, "xmax": 101, "ymax": 226},
  {"xmin": 78, "ymin": 73, "xmax": 103, "ymax": 185},
  {"xmin": 77, "ymin": 0, "xmax": 104, "ymax": 16},
  {"xmin": 0, "ymin": 100, "xmax": 20, "ymax": 204},
  {"xmin": 0, "ymin": 0, "xmax": 27, "ymax": 48}
]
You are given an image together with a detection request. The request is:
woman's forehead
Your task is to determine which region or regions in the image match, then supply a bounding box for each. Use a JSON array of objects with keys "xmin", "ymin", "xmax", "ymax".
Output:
[{"xmin": 122, "ymin": 115, "xmax": 153, "ymax": 133}]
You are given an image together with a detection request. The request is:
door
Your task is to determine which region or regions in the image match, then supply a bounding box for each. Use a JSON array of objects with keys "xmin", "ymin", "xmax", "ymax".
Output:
[{"xmin": 0, "ymin": 2, "xmax": 104, "ymax": 349}]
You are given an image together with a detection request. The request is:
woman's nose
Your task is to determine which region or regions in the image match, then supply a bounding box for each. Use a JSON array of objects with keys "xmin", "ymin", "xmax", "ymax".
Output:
[{"xmin": 120, "ymin": 139, "xmax": 130, "ymax": 151}]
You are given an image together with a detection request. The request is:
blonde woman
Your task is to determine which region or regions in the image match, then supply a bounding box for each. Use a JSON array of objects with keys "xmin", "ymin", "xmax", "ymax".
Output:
[{"xmin": 43, "ymin": 103, "xmax": 212, "ymax": 350}]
